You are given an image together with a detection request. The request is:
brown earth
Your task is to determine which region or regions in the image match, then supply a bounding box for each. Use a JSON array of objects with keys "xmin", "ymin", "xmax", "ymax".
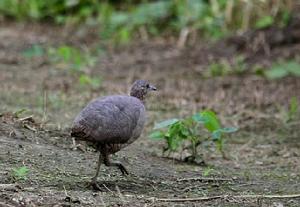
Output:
[{"xmin": 0, "ymin": 22, "xmax": 300, "ymax": 206}]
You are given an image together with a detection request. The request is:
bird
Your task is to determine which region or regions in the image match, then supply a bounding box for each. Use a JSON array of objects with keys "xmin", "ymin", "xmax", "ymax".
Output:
[{"xmin": 71, "ymin": 80, "xmax": 157, "ymax": 189}]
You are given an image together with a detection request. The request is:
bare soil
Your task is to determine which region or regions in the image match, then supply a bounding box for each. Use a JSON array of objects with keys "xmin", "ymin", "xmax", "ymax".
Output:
[{"xmin": 0, "ymin": 22, "xmax": 300, "ymax": 206}]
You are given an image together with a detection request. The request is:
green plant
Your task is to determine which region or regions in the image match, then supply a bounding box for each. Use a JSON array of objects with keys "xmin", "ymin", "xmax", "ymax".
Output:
[
  {"xmin": 150, "ymin": 110, "xmax": 238, "ymax": 161},
  {"xmin": 79, "ymin": 74, "xmax": 102, "ymax": 89},
  {"xmin": 0, "ymin": 0, "xmax": 295, "ymax": 44},
  {"xmin": 276, "ymin": 96, "xmax": 299, "ymax": 126},
  {"xmin": 47, "ymin": 45, "xmax": 101, "ymax": 89},
  {"xmin": 22, "ymin": 44, "xmax": 45, "ymax": 58},
  {"xmin": 206, "ymin": 56, "xmax": 247, "ymax": 77},
  {"xmin": 13, "ymin": 108, "xmax": 28, "ymax": 117},
  {"xmin": 12, "ymin": 166, "xmax": 29, "ymax": 180},
  {"xmin": 48, "ymin": 46, "xmax": 96, "ymax": 72},
  {"xmin": 255, "ymin": 15, "xmax": 274, "ymax": 29},
  {"xmin": 264, "ymin": 61, "xmax": 300, "ymax": 80},
  {"xmin": 202, "ymin": 166, "xmax": 214, "ymax": 177},
  {"xmin": 99, "ymin": 1, "xmax": 172, "ymax": 44},
  {"xmin": 207, "ymin": 62, "xmax": 230, "ymax": 77},
  {"xmin": 0, "ymin": 0, "xmax": 101, "ymax": 24},
  {"xmin": 286, "ymin": 97, "xmax": 299, "ymax": 122}
]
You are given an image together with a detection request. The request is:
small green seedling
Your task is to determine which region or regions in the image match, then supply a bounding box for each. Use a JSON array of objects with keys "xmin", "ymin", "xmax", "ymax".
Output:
[
  {"xmin": 22, "ymin": 44, "xmax": 45, "ymax": 58},
  {"xmin": 47, "ymin": 45, "xmax": 96, "ymax": 72},
  {"xmin": 79, "ymin": 74, "xmax": 102, "ymax": 89},
  {"xmin": 264, "ymin": 61, "xmax": 300, "ymax": 80},
  {"xmin": 13, "ymin": 108, "xmax": 28, "ymax": 118},
  {"xmin": 47, "ymin": 45, "xmax": 101, "ymax": 89},
  {"xmin": 12, "ymin": 166, "xmax": 29, "ymax": 180},
  {"xmin": 277, "ymin": 96, "xmax": 299, "ymax": 123},
  {"xmin": 150, "ymin": 110, "xmax": 238, "ymax": 161},
  {"xmin": 206, "ymin": 56, "xmax": 247, "ymax": 78},
  {"xmin": 255, "ymin": 15, "xmax": 274, "ymax": 29},
  {"xmin": 287, "ymin": 96, "xmax": 299, "ymax": 122},
  {"xmin": 202, "ymin": 166, "xmax": 214, "ymax": 177}
]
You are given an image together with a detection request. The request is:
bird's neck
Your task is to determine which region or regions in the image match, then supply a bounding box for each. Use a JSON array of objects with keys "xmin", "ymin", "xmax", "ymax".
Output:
[{"xmin": 130, "ymin": 91, "xmax": 145, "ymax": 102}]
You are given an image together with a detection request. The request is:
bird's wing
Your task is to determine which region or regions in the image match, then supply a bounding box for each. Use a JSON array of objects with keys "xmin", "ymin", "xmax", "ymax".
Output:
[{"xmin": 72, "ymin": 96, "xmax": 145, "ymax": 144}]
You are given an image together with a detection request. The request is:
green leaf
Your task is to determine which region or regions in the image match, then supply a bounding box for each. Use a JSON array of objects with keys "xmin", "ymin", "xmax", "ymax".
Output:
[
  {"xmin": 220, "ymin": 127, "xmax": 238, "ymax": 133},
  {"xmin": 212, "ymin": 127, "xmax": 237, "ymax": 141},
  {"xmin": 180, "ymin": 125, "xmax": 190, "ymax": 137},
  {"xmin": 13, "ymin": 108, "xmax": 27, "ymax": 117},
  {"xmin": 168, "ymin": 122, "xmax": 182, "ymax": 138},
  {"xmin": 216, "ymin": 138, "xmax": 224, "ymax": 152},
  {"xmin": 79, "ymin": 74, "xmax": 101, "ymax": 88},
  {"xmin": 149, "ymin": 131, "xmax": 164, "ymax": 139},
  {"xmin": 281, "ymin": 10, "xmax": 291, "ymax": 26},
  {"xmin": 22, "ymin": 45, "xmax": 44, "ymax": 58},
  {"xmin": 199, "ymin": 110, "xmax": 220, "ymax": 132},
  {"xmin": 264, "ymin": 66, "xmax": 289, "ymax": 79},
  {"xmin": 118, "ymin": 27, "xmax": 131, "ymax": 44},
  {"xmin": 255, "ymin": 15, "xmax": 274, "ymax": 29},
  {"xmin": 202, "ymin": 167, "xmax": 214, "ymax": 177},
  {"xmin": 13, "ymin": 166, "xmax": 29, "ymax": 180},
  {"xmin": 57, "ymin": 46, "xmax": 72, "ymax": 61},
  {"xmin": 167, "ymin": 135, "xmax": 181, "ymax": 151},
  {"xmin": 154, "ymin": 118, "xmax": 179, "ymax": 130},
  {"xmin": 212, "ymin": 129, "xmax": 222, "ymax": 141},
  {"xmin": 110, "ymin": 12, "xmax": 129, "ymax": 27},
  {"xmin": 285, "ymin": 61, "xmax": 300, "ymax": 76},
  {"xmin": 192, "ymin": 113, "xmax": 207, "ymax": 123}
]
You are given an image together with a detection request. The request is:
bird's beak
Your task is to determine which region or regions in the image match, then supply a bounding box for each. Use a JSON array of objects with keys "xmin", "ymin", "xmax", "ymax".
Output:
[{"xmin": 149, "ymin": 84, "xmax": 157, "ymax": 91}]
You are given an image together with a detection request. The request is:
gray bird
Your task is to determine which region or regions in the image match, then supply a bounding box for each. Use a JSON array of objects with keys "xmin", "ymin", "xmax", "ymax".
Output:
[{"xmin": 71, "ymin": 80, "xmax": 156, "ymax": 189}]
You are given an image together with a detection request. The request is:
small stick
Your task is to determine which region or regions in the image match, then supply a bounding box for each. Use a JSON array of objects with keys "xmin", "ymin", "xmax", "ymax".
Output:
[
  {"xmin": 157, "ymin": 195, "xmax": 222, "ymax": 202},
  {"xmin": 102, "ymin": 184, "xmax": 113, "ymax": 193},
  {"xmin": 63, "ymin": 185, "xmax": 68, "ymax": 197},
  {"xmin": 177, "ymin": 177, "xmax": 234, "ymax": 182},
  {"xmin": 154, "ymin": 194, "xmax": 300, "ymax": 202},
  {"xmin": 23, "ymin": 124, "xmax": 37, "ymax": 132},
  {"xmin": 18, "ymin": 116, "xmax": 34, "ymax": 122}
]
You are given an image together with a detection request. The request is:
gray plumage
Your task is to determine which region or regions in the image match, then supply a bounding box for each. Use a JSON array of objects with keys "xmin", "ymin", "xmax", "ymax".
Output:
[
  {"xmin": 72, "ymin": 95, "xmax": 146, "ymax": 145},
  {"xmin": 71, "ymin": 80, "xmax": 156, "ymax": 189}
]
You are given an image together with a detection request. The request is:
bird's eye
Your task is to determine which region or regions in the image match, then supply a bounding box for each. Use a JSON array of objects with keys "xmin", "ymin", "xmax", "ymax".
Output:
[{"xmin": 146, "ymin": 84, "xmax": 150, "ymax": 88}]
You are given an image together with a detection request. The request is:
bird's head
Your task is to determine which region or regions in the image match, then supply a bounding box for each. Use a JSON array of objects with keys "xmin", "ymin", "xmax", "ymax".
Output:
[{"xmin": 130, "ymin": 80, "xmax": 157, "ymax": 100}]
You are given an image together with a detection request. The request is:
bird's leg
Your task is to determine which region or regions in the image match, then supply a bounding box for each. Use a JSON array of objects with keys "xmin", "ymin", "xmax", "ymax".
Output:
[
  {"xmin": 102, "ymin": 153, "xmax": 129, "ymax": 175},
  {"xmin": 90, "ymin": 153, "xmax": 102, "ymax": 190}
]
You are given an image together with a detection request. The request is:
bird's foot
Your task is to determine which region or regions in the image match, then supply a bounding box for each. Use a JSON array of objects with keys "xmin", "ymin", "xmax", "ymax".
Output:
[
  {"xmin": 86, "ymin": 179, "xmax": 102, "ymax": 191},
  {"xmin": 117, "ymin": 163, "xmax": 129, "ymax": 176},
  {"xmin": 102, "ymin": 153, "xmax": 129, "ymax": 176}
]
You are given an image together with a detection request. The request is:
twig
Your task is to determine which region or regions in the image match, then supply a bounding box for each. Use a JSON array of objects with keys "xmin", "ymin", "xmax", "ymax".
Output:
[
  {"xmin": 18, "ymin": 116, "xmax": 34, "ymax": 122},
  {"xmin": 23, "ymin": 124, "xmax": 37, "ymax": 132},
  {"xmin": 153, "ymin": 194, "xmax": 300, "ymax": 202},
  {"xmin": 156, "ymin": 195, "xmax": 222, "ymax": 202},
  {"xmin": 102, "ymin": 184, "xmax": 113, "ymax": 193},
  {"xmin": 177, "ymin": 177, "xmax": 234, "ymax": 182},
  {"xmin": 63, "ymin": 185, "xmax": 68, "ymax": 197}
]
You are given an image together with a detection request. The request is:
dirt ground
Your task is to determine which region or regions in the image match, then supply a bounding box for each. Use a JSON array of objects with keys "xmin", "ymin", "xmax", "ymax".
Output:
[{"xmin": 0, "ymin": 22, "xmax": 300, "ymax": 206}]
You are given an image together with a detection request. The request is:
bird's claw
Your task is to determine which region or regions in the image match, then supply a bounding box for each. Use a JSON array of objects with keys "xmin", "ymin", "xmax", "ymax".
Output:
[
  {"xmin": 118, "ymin": 163, "xmax": 129, "ymax": 176},
  {"xmin": 86, "ymin": 179, "xmax": 102, "ymax": 191}
]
